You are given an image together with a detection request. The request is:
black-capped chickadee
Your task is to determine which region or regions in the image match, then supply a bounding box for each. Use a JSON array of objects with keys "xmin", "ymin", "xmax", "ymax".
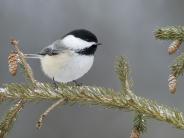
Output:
[{"xmin": 25, "ymin": 29, "xmax": 101, "ymax": 83}]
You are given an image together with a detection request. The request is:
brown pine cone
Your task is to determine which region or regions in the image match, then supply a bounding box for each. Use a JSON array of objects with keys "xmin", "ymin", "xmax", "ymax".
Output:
[
  {"xmin": 168, "ymin": 74, "xmax": 177, "ymax": 94},
  {"xmin": 168, "ymin": 40, "xmax": 182, "ymax": 55},
  {"xmin": 130, "ymin": 129, "xmax": 140, "ymax": 138},
  {"xmin": 8, "ymin": 52, "xmax": 18, "ymax": 76}
]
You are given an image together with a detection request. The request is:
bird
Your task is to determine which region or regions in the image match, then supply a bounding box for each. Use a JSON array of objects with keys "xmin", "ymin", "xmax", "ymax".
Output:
[{"xmin": 25, "ymin": 29, "xmax": 101, "ymax": 84}]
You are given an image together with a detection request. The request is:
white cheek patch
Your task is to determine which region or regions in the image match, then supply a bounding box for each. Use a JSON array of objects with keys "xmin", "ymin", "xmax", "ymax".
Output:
[{"xmin": 61, "ymin": 35, "xmax": 96, "ymax": 50}]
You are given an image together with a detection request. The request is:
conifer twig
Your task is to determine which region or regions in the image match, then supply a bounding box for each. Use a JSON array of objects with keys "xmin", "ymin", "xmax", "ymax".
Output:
[
  {"xmin": 10, "ymin": 38, "xmax": 36, "ymax": 84},
  {"xmin": 0, "ymin": 99, "xmax": 25, "ymax": 138},
  {"xmin": 133, "ymin": 113, "xmax": 147, "ymax": 133},
  {"xmin": 155, "ymin": 26, "xmax": 184, "ymax": 94},
  {"xmin": 115, "ymin": 56, "xmax": 133, "ymax": 95},
  {"xmin": 115, "ymin": 57, "xmax": 146, "ymax": 137},
  {"xmin": 155, "ymin": 26, "xmax": 184, "ymax": 40},
  {"xmin": 0, "ymin": 38, "xmax": 36, "ymax": 138},
  {"xmin": 36, "ymin": 98, "xmax": 65, "ymax": 129},
  {"xmin": 170, "ymin": 52, "xmax": 184, "ymax": 78}
]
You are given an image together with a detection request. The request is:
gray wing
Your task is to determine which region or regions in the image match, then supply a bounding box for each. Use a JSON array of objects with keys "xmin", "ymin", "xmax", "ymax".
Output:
[{"xmin": 38, "ymin": 40, "xmax": 68, "ymax": 56}]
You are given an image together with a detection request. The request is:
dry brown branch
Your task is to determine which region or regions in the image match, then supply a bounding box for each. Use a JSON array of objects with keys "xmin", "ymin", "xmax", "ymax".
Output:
[{"xmin": 36, "ymin": 98, "xmax": 65, "ymax": 129}]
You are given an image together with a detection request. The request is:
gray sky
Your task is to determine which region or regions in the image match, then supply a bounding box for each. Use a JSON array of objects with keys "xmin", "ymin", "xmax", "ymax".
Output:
[{"xmin": 1, "ymin": 0, "xmax": 184, "ymax": 138}]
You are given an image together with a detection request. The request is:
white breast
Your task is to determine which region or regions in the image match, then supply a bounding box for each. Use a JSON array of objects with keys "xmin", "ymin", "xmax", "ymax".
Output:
[{"xmin": 40, "ymin": 52, "xmax": 94, "ymax": 83}]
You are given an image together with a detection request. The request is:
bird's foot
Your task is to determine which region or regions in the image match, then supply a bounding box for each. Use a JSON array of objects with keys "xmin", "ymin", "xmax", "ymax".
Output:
[
  {"xmin": 72, "ymin": 80, "xmax": 83, "ymax": 86},
  {"xmin": 52, "ymin": 77, "xmax": 59, "ymax": 90}
]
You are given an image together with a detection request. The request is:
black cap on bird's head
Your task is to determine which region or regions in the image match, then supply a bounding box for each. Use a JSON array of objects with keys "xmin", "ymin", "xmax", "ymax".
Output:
[
  {"xmin": 62, "ymin": 29, "xmax": 102, "ymax": 55},
  {"xmin": 64, "ymin": 29, "xmax": 98, "ymax": 43}
]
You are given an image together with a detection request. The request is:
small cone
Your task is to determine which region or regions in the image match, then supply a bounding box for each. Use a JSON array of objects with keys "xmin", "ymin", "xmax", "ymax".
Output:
[
  {"xmin": 130, "ymin": 129, "xmax": 140, "ymax": 138},
  {"xmin": 168, "ymin": 40, "xmax": 182, "ymax": 55},
  {"xmin": 168, "ymin": 74, "xmax": 176, "ymax": 94},
  {"xmin": 8, "ymin": 52, "xmax": 18, "ymax": 76},
  {"xmin": 10, "ymin": 38, "xmax": 19, "ymax": 46}
]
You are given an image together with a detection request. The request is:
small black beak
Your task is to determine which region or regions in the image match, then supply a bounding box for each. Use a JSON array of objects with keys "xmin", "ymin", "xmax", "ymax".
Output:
[{"xmin": 96, "ymin": 43, "xmax": 102, "ymax": 46}]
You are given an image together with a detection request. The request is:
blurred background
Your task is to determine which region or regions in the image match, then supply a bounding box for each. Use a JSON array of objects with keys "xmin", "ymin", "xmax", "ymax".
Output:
[{"xmin": 1, "ymin": 0, "xmax": 184, "ymax": 138}]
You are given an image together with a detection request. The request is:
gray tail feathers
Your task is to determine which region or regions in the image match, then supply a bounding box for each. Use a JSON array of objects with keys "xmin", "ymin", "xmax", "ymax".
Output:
[{"xmin": 24, "ymin": 54, "xmax": 42, "ymax": 59}]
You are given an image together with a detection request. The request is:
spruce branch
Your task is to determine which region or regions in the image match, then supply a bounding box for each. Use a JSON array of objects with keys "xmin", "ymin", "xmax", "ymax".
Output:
[
  {"xmin": 0, "ymin": 38, "xmax": 37, "ymax": 138},
  {"xmin": 115, "ymin": 57, "xmax": 146, "ymax": 137},
  {"xmin": 154, "ymin": 26, "xmax": 184, "ymax": 40},
  {"xmin": 1, "ymin": 34, "xmax": 184, "ymax": 138},
  {"xmin": 130, "ymin": 114, "xmax": 146, "ymax": 138},
  {"xmin": 115, "ymin": 56, "xmax": 133, "ymax": 95},
  {"xmin": 0, "ymin": 100, "xmax": 25, "ymax": 138},
  {"xmin": 0, "ymin": 82, "xmax": 184, "ymax": 129},
  {"xmin": 170, "ymin": 52, "xmax": 184, "ymax": 78},
  {"xmin": 154, "ymin": 26, "xmax": 184, "ymax": 93},
  {"xmin": 10, "ymin": 38, "xmax": 36, "ymax": 84},
  {"xmin": 133, "ymin": 113, "xmax": 147, "ymax": 133}
]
